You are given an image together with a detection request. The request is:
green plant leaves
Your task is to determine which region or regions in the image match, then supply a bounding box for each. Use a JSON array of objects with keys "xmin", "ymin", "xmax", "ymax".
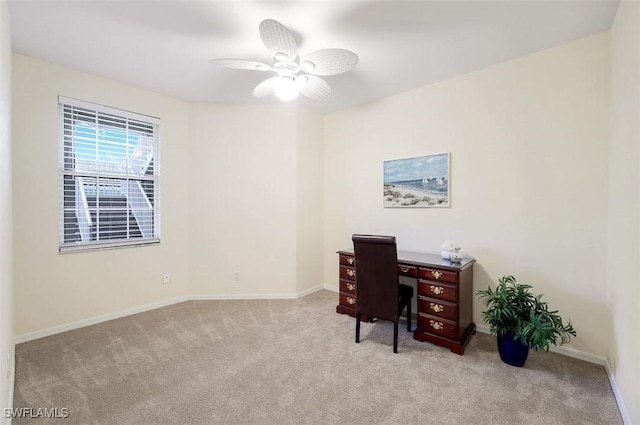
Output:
[{"xmin": 476, "ymin": 275, "xmax": 576, "ymax": 352}]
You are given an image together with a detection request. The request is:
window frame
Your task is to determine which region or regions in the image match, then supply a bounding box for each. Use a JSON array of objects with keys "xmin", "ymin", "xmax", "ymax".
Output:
[{"xmin": 58, "ymin": 96, "xmax": 161, "ymax": 253}]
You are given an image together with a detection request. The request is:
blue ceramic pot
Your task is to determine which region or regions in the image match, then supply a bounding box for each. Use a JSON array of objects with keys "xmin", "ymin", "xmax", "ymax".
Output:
[{"xmin": 497, "ymin": 332, "xmax": 529, "ymax": 367}]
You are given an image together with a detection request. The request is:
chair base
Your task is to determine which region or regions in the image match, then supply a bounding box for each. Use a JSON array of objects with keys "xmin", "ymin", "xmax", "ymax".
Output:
[{"xmin": 355, "ymin": 311, "xmax": 412, "ymax": 354}]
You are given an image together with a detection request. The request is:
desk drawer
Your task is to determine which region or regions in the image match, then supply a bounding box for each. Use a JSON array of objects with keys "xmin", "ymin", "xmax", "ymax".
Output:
[
  {"xmin": 418, "ymin": 313, "xmax": 457, "ymax": 340},
  {"xmin": 339, "ymin": 279, "xmax": 357, "ymax": 295},
  {"xmin": 339, "ymin": 254, "xmax": 355, "ymax": 267},
  {"xmin": 339, "ymin": 293, "xmax": 357, "ymax": 308},
  {"xmin": 397, "ymin": 263, "xmax": 417, "ymax": 277},
  {"xmin": 339, "ymin": 265, "xmax": 356, "ymax": 280},
  {"xmin": 419, "ymin": 267, "xmax": 458, "ymax": 284},
  {"xmin": 418, "ymin": 296, "xmax": 457, "ymax": 321},
  {"xmin": 418, "ymin": 280, "xmax": 457, "ymax": 303}
]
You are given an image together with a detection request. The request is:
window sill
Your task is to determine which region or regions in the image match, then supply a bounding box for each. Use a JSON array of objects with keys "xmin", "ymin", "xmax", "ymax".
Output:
[{"xmin": 59, "ymin": 238, "xmax": 160, "ymax": 254}]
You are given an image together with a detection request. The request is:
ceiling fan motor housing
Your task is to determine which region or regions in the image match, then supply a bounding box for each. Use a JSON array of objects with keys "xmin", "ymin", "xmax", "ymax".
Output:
[{"xmin": 273, "ymin": 61, "xmax": 300, "ymax": 78}]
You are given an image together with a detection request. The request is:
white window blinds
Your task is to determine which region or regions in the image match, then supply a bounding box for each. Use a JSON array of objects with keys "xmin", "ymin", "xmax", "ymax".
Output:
[{"xmin": 58, "ymin": 96, "xmax": 161, "ymax": 251}]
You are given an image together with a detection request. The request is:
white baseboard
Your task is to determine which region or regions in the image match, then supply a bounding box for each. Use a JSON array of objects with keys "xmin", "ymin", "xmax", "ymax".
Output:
[
  {"xmin": 475, "ymin": 325, "xmax": 630, "ymax": 423},
  {"xmin": 189, "ymin": 285, "xmax": 325, "ymax": 301},
  {"xmin": 323, "ymin": 284, "xmax": 339, "ymax": 293},
  {"xmin": 14, "ymin": 296, "xmax": 189, "ymax": 344},
  {"xmin": 549, "ymin": 344, "xmax": 607, "ymax": 365},
  {"xmin": 296, "ymin": 285, "xmax": 326, "ymax": 298},
  {"xmin": 6, "ymin": 344, "xmax": 14, "ymax": 425},
  {"xmin": 474, "ymin": 324, "xmax": 607, "ymax": 364},
  {"xmin": 14, "ymin": 286, "xmax": 334, "ymax": 345},
  {"xmin": 190, "ymin": 293, "xmax": 299, "ymax": 300},
  {"xmin": 604, "ymin": 360, "xmax": 632, "ymax": 425}
]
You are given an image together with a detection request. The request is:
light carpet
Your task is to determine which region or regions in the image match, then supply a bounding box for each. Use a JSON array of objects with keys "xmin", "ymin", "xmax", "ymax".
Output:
[{"xmin": 13, "ymin": 290, "xmax": 621, "ymax": 425}]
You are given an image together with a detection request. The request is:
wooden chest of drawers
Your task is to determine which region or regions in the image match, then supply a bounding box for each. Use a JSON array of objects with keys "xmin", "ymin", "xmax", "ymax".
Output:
[
  {"xmin": 336, "ymin": 248, "xmax": 475, "ymax": 355},
  {"xmin": 413, "ymin": 263, "xmax": 475, "ymax": 355},
  {"xmin": 336, "ymin": 254, "xmax": 358, "ymax": 316}
]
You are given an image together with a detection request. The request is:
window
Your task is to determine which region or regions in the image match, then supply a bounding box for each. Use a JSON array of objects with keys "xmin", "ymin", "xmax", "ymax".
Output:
[{"xmin": 59, "ymin": 96, "xmax": 160, "ymax": 252}]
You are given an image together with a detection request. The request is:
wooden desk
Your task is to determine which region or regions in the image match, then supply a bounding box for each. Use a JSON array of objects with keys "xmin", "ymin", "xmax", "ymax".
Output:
[{"xmin": 336, "ymin": 249, "xmax": 476, "ymax": 355}]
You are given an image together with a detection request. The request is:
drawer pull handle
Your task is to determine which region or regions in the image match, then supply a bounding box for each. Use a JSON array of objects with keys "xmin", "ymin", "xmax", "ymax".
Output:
[
  {"xmin": 400, "ymin": 265, "xmax": 410, "ymax": 273},
  {"xmin": 346, "ymin": 297, "xmax": 355, "ymax": 305},
  {"xmin": 430, "ymin": 320, "xmax": 444, "ymax": 330},
  {"xmin": 346, "ymin": 283, "xmax": 355, "ymax": 291},
  {"xmin": 431, "ymin": 270, "xmax": 442, "ymax": 280},
  {"xmin": 347, "ymin": 257, "xmax": 354, "ymax": 265},
  {"xmin": 430, "ymin": 303, "xmax": 444, "ymax": 313},
  {"xmin": 430, "ymin": 285, "xmax": 444, "ymax": 295},
  {"xmin": 346, "ymin": 269, "xmax": 356, "ymax": 277}
]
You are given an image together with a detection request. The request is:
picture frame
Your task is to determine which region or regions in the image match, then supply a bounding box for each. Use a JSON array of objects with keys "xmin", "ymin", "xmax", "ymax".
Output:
[{"xmin": 383, "ymin": 152, "xmax": 450, "ymax": 208}]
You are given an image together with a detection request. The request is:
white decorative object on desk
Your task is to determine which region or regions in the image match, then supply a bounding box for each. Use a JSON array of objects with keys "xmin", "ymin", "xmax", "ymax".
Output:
[
  {"xmin": 441, "ymin": 240, "xmax": 459, "ymax": 260},
  {"xmin": 450, "ymin": 248, "xmax": 463, "ymax": 263}
]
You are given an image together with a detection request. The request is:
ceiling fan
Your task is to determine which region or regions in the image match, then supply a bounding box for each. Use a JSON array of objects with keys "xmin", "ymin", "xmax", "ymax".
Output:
[{"xmin": 209, "ymin": 19, "xmax": 359, "ymax": 101}]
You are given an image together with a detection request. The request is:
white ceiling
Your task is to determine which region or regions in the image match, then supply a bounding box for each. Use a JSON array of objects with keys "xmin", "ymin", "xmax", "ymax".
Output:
[{"xmin": 9, "ymin": 0, "xmax": 619, "ymax": 115}]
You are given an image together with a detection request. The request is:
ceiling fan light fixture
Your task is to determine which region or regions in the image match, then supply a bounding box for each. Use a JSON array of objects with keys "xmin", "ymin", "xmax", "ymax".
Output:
[
  {"xmin": 274, "ymin": 76, "xmax": 299, "ymax": 101},
  {"xmin": 274, "ymin": 52, "xmax": 290, "ymax": 61},
  {"xmin": 296, "ymin": 75, "xmax": 308, "ymax": 86}
]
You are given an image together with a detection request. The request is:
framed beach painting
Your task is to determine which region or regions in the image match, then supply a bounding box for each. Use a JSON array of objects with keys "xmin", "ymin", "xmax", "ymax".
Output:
[{"xmin": 383, "ymin": 152, "xmax": 450, "ymax": 208}]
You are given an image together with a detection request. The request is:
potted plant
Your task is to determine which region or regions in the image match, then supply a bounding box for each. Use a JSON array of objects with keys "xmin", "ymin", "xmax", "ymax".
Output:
[{"xmin": 476, "ymin": 275, "xmax": 576, "ymax": 367}]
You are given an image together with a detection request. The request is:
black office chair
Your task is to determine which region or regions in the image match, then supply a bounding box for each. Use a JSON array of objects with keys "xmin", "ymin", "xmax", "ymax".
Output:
[{"xmin": 352, "ymin": 234, "xmax": 413, "ymax": 353}]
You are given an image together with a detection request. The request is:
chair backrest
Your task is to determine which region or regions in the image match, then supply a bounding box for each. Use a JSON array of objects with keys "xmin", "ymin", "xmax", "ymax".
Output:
[{"xmin": 352, "ymin": 234, "xmax": 399, "ymax": 322}]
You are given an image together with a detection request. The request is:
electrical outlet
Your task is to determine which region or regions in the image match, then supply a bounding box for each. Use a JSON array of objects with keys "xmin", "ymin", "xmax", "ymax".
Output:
[
  {"xmin": 163, "ymin": 274, "xmax": 170, "ymax": 284},
  {"xmin": 234, "ymin": 271, "xmax": 240, "ymax": 281}
]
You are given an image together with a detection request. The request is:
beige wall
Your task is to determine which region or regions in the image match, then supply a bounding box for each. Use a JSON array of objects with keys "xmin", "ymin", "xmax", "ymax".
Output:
[
  {"xmin": 324, "ymin": 33, "xmax": 611, "ymax": 356},
  {"xmin": 0, "ymin": 0, "xmax": 13, "ymax": 419},
  {"xmin": 12, "ymin": 54, "xmax": 191, "ymax": 336},
  {"xmin": 608, "ymin": 1, "xmax": 640, "ymax": 423},
  {"xmin": 187, "ymin": 103, "xmax": 324, "ymax": 297},
  {"xmin": 296, "ymin": 107, "xmax": 324, "ymax": 294},
  {"xmin": 187, "ymin": 103, "xmax": 298, "ymax": 296},
  {"xmin": 11, "ymin": 56, "xmax": 326, "ymax": 336}
]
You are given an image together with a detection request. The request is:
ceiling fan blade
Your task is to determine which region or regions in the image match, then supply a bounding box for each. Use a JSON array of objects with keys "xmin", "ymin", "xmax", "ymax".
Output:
[
  {"xmin": 259, "ymin": 19, "xmax": 298, "ymax": 61},
  {"xmin": 209, "ymin": 59, "xmax": 272, "ymax": 71},
  {"xmin": 298, "ymin": 75, "xmax": 331, "ymax": 100},
  {"xmin": 301, "ymin": 49, "xmax": 359, "ymax": 76},
  {"xmin": 253, "ymin": 77, "xmax": 278, "ymax": 98}
]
